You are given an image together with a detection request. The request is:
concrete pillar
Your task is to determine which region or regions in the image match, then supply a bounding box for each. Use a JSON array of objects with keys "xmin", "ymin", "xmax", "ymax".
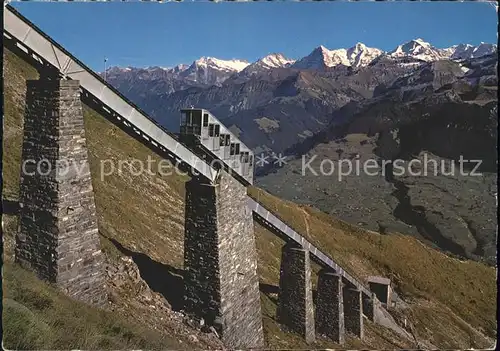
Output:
[
  {"xmin": 276, "ymin": 242, "xmax": 315, "ymax": 343},
  {"xmin": 315, "ymin": 270, "xmax": 345, "ymax": 344},
  {"xmin": 183, "ymin": 171, "xmax": 264, "ymax": 349},
  {"xmin": 344, "ymin": 287, "xmax": 364, "ymax": 338},
  {"xmin": 16, "ymin": 79, "xmax": 107, "ymax": 306}
]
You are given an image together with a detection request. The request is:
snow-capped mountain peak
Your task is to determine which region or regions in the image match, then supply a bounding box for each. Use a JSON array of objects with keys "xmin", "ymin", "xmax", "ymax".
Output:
[
  {"xmin": 293, "ymin": 43, "xmax": 382, "ymax": 70},
  {"xmin": 440, "ymin": 43, "xmax": 497, "ymax": 61},
  {"xmin": 317, "ymin": 45, "xmax": 330, "ymax": 53},
  {"xmin": 232, "ymin": 53, "xmax": 296, "ymax": 79},
  {"xmin": 388, "ymin": 38, "xmax": 446, "ymax": 61},
  {"xmin": 388, "ymin": 39, "xmax": 497, "ymax": 62},
  {"xmin": 349, "ymin": 42, "xmax": 367, "ymax": 52},
  {"xmin": 258, "ymin": 53, "xmax": 295, "ymax": 68},
  {"xmin": 471, "ymin": 43, "xmax": 498, "ymax": 58},
  {"xmin": 391, "ymin": 38, "xmax": 428, "ymax": 53},
  {"xmin": 453, "ymin": 43, "xmax": 497, "ymax": 60},
  {"xmin": 172, "ymin": 63, "xmax": 189, "ymax": 73},
  {"xmin": 179, "ymin": 57, "xmax": 250, "ymax": 85},
  {"xmin": 192, "ymin": 57, "xmax": 250, "ymax": 72},
  {"xmin": 346, "ymin": 42, "xmax": 384, "ymax": 67},
  {"xmin": 292, "ymin": 45, "xmax": 349, "ymax": 70}
]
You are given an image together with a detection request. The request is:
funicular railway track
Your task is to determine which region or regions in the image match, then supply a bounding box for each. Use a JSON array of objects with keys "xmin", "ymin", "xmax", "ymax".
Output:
[{"xmin": 4, "ymin": 3, "xmax": 380, "ymax": 314}]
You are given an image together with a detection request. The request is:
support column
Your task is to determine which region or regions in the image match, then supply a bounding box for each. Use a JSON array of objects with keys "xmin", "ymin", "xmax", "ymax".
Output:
[
  {"xmin": 344, "ymin": 287, "xmax": 364, "ymax": 338},
  {"xmin": 362, "ymin": 292, "xmax": 375, "ymax": 321},
  {"xmin": 16, "ymin": 78, "xmax": 107, "ymax": 306},
  {"xmin": 315, "ymin": 270, "xmax": 345, "ymax": 344},
  {"xmin": 183, "ymin": 171, "xmax": 264, "ymax": 349},
  {"xmin": 276, "ymin": 242, "xmax": 315, "ymax": 343}
]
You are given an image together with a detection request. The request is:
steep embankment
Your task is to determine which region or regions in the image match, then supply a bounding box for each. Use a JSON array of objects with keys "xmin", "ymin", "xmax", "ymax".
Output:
[{"xmin": 2, "ymin": 47, "xmax": 496, "ymax": 350}]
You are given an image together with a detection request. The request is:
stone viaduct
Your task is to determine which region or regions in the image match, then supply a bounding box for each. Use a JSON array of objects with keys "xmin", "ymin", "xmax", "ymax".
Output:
[{"xmin": 4, "ymin": 4, "xmax": 396, "ymax": 349}]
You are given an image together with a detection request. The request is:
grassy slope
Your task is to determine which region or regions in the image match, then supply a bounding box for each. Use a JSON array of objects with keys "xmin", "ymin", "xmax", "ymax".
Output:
[
  {"xmin": 2, "ymin": 264, "xmax": 179, "ymax": 350},
  {"xmin": 2, "ymin": 47, "xmax": 496, "ymax": 349},
  {"xmin": 249, "ymin": 188, "xmax": 496, "ymax": 345},
  {"xmin": 2, "ymin": 49, "xmax": 186, "ymax": 350}
]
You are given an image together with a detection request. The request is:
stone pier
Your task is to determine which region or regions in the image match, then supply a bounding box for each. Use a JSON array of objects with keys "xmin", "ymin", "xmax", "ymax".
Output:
[
  {"xmin": 16, "ymin": 78, "xmax": 107, "ymax": 306},
  {"xmin": 183, "ymin": 171, "xmax": 264, "ymax": 349},
  {"xmin": 344, "ymin": 287, "xmax": 364, "ymax": 338},
  {"xmin": 315, "ymin": 270, "xmax": 345, "ymax": 344},
  {"xmin": 276, "ymin": 243, "xmax": 315, "ymax": 343},
  {"xmin": 362, "ymin": 292, "xmax": 375, "ymax": 321}
]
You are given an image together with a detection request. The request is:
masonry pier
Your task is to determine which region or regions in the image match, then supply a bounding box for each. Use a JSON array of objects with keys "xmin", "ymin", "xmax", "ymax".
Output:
[
  {"xmin": 362, "ymin": 292, "xmax": 376, "ymax": 321},
  {"xmin": 344, "ymin": 287, "xmax": 364, "ymax": 338},
  {"xmin": 183, "ymin": 171, "xmax": 264, "ymax": 348},
  {"xmin": 16, "ymin": 78, "xmax": 107, "ymax": 306},
  {"xmin": 315, "ymin": 270, "xmax": 345, "ymax": 344},
  {"xmin": 276, "ymin": 243, "xmax": 315, "ymax": 343}
]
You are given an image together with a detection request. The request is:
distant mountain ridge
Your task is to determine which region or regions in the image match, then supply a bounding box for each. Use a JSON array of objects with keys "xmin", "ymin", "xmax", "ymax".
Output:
[
  {"xmin": 105, "ymin": 39, "xmax": 497, "ymax": 79},
  {"xmin": 104, "ymin": 39, "xmax": 496, "ymax": 107},
  {"xmin": 103, "ymin": 39, "xmax": 497, "ymax": 155}
]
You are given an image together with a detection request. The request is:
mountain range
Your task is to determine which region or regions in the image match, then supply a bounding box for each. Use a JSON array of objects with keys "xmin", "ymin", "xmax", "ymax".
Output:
[
  {"xmin": 103, "ymin": 38, "xmax": 497, "ymax": 264},
  {"xmin": 106, "ymin": 39, "xmax": 496, "ymax": 87},
  {"xmin": 104, "ymin": 39, "xmax": 497, "ymax": 151}
]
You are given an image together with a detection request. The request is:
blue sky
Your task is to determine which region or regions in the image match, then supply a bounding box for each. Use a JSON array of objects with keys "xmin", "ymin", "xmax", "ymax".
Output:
[{"xmin": 11, "ymin": 1, "xmax": 498, "ymax": 72}]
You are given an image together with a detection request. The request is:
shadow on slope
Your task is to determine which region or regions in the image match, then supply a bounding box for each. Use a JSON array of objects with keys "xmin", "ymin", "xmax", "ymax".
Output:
[
  {"xmin": 1, "ymin": 199, "xmax": 20, "ymax": 215},
  {"xmin": 106, "ymin": 236, "xmax": 185, "ymax": 311}
]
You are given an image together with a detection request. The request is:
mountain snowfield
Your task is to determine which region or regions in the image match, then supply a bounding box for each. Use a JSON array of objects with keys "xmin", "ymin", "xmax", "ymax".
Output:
[
  {"xmin": 449, "ymin": 43, "xmax": 499, "ymax": 60},
  {"xmin": 241, "ymin": 53, "xmax": 296, "ymax": 75},
  {"xmin": 191, "ymin": 56, "xmax": 250, "ymax": 72},
  {"xmin": 293, "ymin": 43, "xmax": 384, "ymax": 69},
  {"xmin": 388, "ymin": 38, "xmax": 447, "ymax": 61},
  {"xmin": 347, "ymin": 42, "xmax": 384, "ymax": 67},
  {"xmin": 387, "ymin": 38, "xmax": 498, "ymax": 62}
]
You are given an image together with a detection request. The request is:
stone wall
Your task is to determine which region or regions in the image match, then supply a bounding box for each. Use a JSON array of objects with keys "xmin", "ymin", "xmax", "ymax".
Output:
[
  {"xmin": 315, "ymin": 270, "xmax": 345, "ymax": 344},
  {"xmin": 16, "ymin": 79, "xmax": 107, "ymax": 306},
  {"xmin": 276, "ymin": 243, "xmax": 315, "ymax": 343},
  {"xmin": 183, "ymin": 170, "xmax": 264, "ymax": 348}
]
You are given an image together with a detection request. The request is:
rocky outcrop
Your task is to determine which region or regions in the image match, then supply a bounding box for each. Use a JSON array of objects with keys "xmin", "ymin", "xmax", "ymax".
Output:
[{"xmin": 106, "ymin": 256, "xmax": 225, "ymax": 350}]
